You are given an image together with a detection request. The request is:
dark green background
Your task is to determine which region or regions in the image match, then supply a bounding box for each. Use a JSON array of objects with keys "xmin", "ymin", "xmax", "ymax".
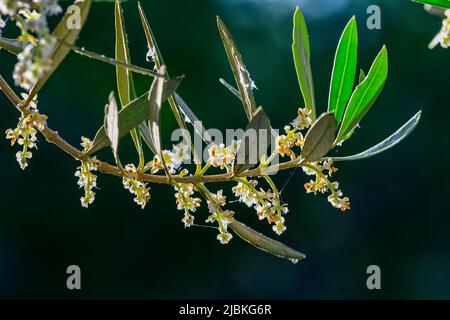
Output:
[{"xmin": 0, "ymin": 0, "xmax": 449, "ymax": 299}]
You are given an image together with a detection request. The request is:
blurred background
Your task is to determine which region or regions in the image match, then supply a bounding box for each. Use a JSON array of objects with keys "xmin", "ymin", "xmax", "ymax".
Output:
[{"xmin": 0, "ymin": 0, "xmax": 449, "ymax": 299}]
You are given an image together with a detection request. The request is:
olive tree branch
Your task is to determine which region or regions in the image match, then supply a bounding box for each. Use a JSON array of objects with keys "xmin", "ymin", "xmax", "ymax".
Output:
[{"xmin": 0, "ymin": 75, "xmax": 305, "ymax": 185}]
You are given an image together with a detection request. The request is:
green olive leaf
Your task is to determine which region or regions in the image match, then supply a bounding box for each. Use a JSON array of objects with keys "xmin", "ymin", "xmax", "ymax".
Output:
[
  {"xmin": 217, "ymin": 16, "xmax": 257, "ymax": 121},
  {"xmin": 332, "ymin": 111, "xmax": 422, "ymax": 162},
  {"xmin": 229, "ymin": 219, "xmax": 306, "ymax": 263},
  {"xmin": 104, "ymin": 92, "xmax": 121, "ymax": 167},
  {"xmin": 411, "ymin": 0, "xmax": 450, "ymax": 9},
  {"xmin": 234, "ymin": 107, "xmax": 272, "ymax": 175},
  {"xmin": 25, "ymin": 0, "xmax": 91, "ymax": 107},
  {"xmin": 328, "ymin": 16, "xmax": 358, "ymax": 124},
  {"xmin": 338, "ymin": 45, "xmax": 388, "ymax": 141},
  {"xmin": 301, "ymin": 112, "xmax": 338, "ymax": 162},
  {"xmin": 292, "ymin": 7, "xmax": 316, "ymax": 120},
  {"xmin": 86, "ymin": 75, "xmax": 182, "ymax": 156}
]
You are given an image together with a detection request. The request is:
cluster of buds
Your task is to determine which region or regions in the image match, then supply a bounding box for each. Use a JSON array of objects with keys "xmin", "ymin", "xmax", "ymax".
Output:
[
  {"xmin": 0, "ymin": 0, "xmax": 62, "ymax": 89},
  {"xmin": 303, "ymin": 159, "xmax": 350, "ymax": 212},
  {"xmin": 122, "ymin": 164, "xmax": 151, "ymax": 209},
  {"xmin": 5, "ymin": 94, "xmax": 47, "ymax": 169},
  {"xmin": 75, "ymin": 137, "xmax": 98, "ymax": 208},
  {"xmin": 205, "ymin": 190, "xmax": 234, "ymax": 244}
]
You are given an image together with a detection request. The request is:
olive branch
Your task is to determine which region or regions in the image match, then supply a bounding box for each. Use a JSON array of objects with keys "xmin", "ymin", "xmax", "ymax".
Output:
[{"xmin": 0, "ymin": 0, "xmax": 422, "ymax": 262}]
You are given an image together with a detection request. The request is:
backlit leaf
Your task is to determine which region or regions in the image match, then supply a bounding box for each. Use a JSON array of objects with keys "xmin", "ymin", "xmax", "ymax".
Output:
[
  {"xmin": 301, "ymin": 113, "xmax": 338, "ymax": 162},
  {"xmin": 338, "ymin": 45, "xmax": 388, "ymax": 140},
  {"xmin": 217, "ymin": 16, "xmax": 257, "ymax": 121},
  {"xmin": 292, "ymin": 7, "xmax": 316, "ymax": 120},
  {"xmin": 114, "ymin": 0, "xmax": 143, "ymax": 158},
  {"xmin": 104, "ymin": 92, "xmax": 121, "ymax": 166},
  {"xmin": 328, "ymin": 16, "xmax": 358, "ymax": 124},
  {"xmin": 234, "ymin": 107, "xmax": 272, "ymax": 175},
  {"xmin": 333, "ymin": 111, "xmax": 422, "ymax": 161},
  {"xmin": 230, "ymin": 220, "xmax": 306, "ymax": 263},
  {"xmin": 0, "ymin": 37, "xmax": 24, "ymax": 55}
]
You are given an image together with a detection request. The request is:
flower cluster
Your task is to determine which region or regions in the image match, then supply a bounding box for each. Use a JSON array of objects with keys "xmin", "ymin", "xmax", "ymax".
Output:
[
  {"xmin": 146, "ymin": 143, "xmax": 189, "ymax": 174},
  {"xmin": 75, "ymin": 137, "xmax": 98, "ymax": 208},
  {"xmin": 274, "ymin": 107, "xmax": 311, "ymax": 159},
  {"xmin": 205, "ymin": 190, "xmax": 234, "ymax": 244},
  {"xmin": 232, "ymin": 179, "xmax": 288, "ymax": 235},
  {"xmin": 174, "ymin": 183, "xmax": 202, "ymax": 227},
  {"xmin": 5, "ymin": 94, "xmax": 47, "ymax": 169},
  {"xmin": 0, "ymin": 0, "xmax": 62, "ymax": 89},
  {"xmin": 14, "ymin": 36, "xmax": 57, "ymax": 90},
  {"xmin": 207, "ymin": 142, "xmax": 238, "ymax": 171},
  {"xmin": 430, "ymin": 10, "xmax": 450, "ymax": 49},
  {"xmin": 122, "ymin": 164, "xmax": 151, "ymax": 209},
  {"xmin": 303, "ymin": 159, "xmax": 350, "ymax": 212}
]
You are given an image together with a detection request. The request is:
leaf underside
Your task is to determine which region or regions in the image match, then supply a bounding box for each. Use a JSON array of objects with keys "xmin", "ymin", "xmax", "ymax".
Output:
[
  {"xmin": 333, "ymin": 111, "xmax": 422, "ymax": 161},
  {"xmin": 230, "ymin": 220, "xmax": 306, "ymax": 262},
  {"xmin": 217, "ymin": 16, "xmax": 257, "ymax": 121},
  {"xmin": 234, "ymin": 107, "xmax": 272, "ymax": 175},
  {"xmin": 301, "ymin": 113, "xmax": 338, "ymax": 162}
]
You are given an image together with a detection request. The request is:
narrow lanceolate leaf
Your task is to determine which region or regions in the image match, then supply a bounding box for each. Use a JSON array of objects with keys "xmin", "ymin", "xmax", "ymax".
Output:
[
  {"xmin": 358, "ymin": 69, "xmax": 366, "ymax": 84},
  {"xmin": 104, "ymin": 92, "xmax": 121, "ymax": 166},
  {"xmin": 292, "ymin": 7, "xmax": 316, "ymax": 120},
  {"xmin": 234, "ymin": 107, "xmax": 272, "ymax": 175},
  {"xmin": 328, "ymin": 16, "xmax": 358, "ymax": 124},
  {"xmin": 338, "ymin": 46, "xmax": 388, "ymax": 140},
  {"xmin": 138, "ymin": 1, "xmax": 164, "ymax": 69},
  {"xmin": 0, "ymin": 37, "xmax": 24, "ymax": 55},
  {"xmin": 230, "ymin": 220, "xmax": 306, "ymax": 263},
  {"xmin": 173, "ymin": 93, "xmax": 213, "ymax": 145},
  {"xmin": 115, "ymin": 0, "xmax": 143, "ymax": 158},
  {"xmin": 147, "ymin": 66, "xmax": 166, "ymax": 156},
  {"xmin": 301, "ymin": 113, "xmax": 338, "ymax": 162},
  {"xmin": 138, "ymin": 2, "xmax": 198, "ymax": 164},
  {"xmin": 25, "ymin": 0, "xmax": 91, "ymax": 106},
  {"xmin": 333, "ymin": 111, "xmax": 422, "ymax": 162},
  {"xmin": 217, "ymin": 16, "xmax": 257, "ymax": 121},
  {"xmin": 412, "ymin": 0, "xmax": 450, "ymax": 9},
  {"xmin": 87, "ymin": 76, "xmax": 182, "ymax": 156}
]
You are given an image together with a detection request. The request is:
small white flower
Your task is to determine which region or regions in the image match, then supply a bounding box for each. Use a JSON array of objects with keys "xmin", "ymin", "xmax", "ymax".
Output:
[
  {"xmin": 122, "ymin": 164, "xmax": 151, "ymax": 209},
  {"xmin": 217, "ymin": 231, "xmax": 233, "ymax": 244},
  {"xmin": 272, "ymin": 217, "xmax": 287, "ymax": 235}
]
